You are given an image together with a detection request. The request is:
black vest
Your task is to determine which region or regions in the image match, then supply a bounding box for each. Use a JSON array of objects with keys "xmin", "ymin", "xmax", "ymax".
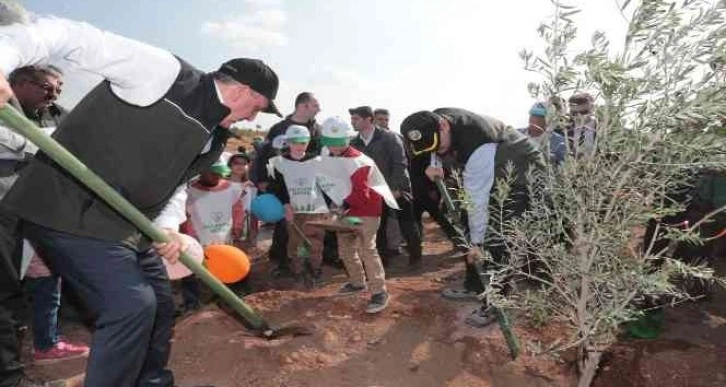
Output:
[
  {"xmin": 1, "ymin": 59, "xmax": 230, "ymax": 250},
  {"xmin": 434, "ymin": 108, "xmax": 545, "ymax": 187}
]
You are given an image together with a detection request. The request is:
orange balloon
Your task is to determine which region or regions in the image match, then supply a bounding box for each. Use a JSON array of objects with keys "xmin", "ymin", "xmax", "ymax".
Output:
[{"xmin": 203, "ymin": 245, "xmax": 251, "ymax": 284}]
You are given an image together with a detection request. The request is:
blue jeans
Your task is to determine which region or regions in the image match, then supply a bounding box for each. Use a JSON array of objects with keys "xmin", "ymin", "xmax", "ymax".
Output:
[
  {"xmin": 25, "ymin": 223, "xmax": 175, "ymax": 387},
  {"xmin": 28, "ymin": 276, "xmax": 61, "ymax": 350}
]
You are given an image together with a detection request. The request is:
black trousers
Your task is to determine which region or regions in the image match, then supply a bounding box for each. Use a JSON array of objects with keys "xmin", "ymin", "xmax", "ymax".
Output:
[
  {"xmin": 377, "ymin": 192, "xmax": 422, "ymax": 263},
  {"xmin": 269, "ymin": 219, "xmax": 290, "ymax": 267},
  {"xmin": 26, "ymin": 223, "xmax": 175, "ymax": 387},
  {"xmin": 463, "ymin": 189, "xmax": 530, "ymax": 293},
  {"xmin": 0, "ymin": 210, "xmax": 25, "ymax": 386},
  {"xmin": 413, "ymin": 196, "xmax": 468, "ymax": 251}
]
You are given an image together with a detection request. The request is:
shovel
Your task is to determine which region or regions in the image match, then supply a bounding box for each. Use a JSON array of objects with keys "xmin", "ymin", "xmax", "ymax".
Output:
[
  {"xmin": 430, "ymin": 155, "xmax": 520, "ymax": 359},
  {"xmin": 0, "ymin": 105, "xmax": 310, "ymax": 339}
]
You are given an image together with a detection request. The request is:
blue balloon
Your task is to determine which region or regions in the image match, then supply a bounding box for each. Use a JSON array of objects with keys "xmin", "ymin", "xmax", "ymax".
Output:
[{"xmin": 250, "ymin": 193, "xmax": 285, "ymax": 223}]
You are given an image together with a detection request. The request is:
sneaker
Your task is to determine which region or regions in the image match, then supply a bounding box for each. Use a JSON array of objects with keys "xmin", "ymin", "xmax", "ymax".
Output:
[
  {"xmin": 33, "ymin": 340, "xmax": 90, "ymax": 365},
  {"xmin": 48, "ymin": 373, "xmax": 85, "ymax": 387},
  {"xmin": 441, "ymin": 287, "xmax": 480, "ymax": 301},
  {"xmin": 14, "ymin": 375, "xmax": 49, "ymax": 387},
  {"xmin": 366, "ymin": 292, "xmax": 390, "ymax": 314},
  {"xmin": 336, "ymin": 282, "xmax": 366, "ymax": 295},
  {"xmin": 464, "ymin": 306, "xmax": 497, "ymax": 328}
]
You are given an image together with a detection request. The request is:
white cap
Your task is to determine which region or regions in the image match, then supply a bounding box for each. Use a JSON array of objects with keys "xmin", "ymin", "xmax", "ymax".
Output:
[
  {"xmin": 284, "ymin": 125, "xmax": 311, "ymax": 144},
  {"xmin": 321, "ymin": 116, "xmax": 356, "ymax": 146}
]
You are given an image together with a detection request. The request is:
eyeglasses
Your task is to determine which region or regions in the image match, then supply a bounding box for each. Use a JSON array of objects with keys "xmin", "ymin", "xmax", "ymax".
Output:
[{"xmin": 28, "ymin": 80, "xmax": 62, "ymax": 95}]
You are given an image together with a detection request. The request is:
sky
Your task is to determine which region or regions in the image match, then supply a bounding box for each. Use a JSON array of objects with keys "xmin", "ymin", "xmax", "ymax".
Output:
[{"xmin": 19, "ymin": 0, "xmax": 629, "ymax": 132}]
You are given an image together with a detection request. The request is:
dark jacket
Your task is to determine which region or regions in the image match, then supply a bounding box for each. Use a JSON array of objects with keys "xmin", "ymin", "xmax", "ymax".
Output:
[{"xmin": 350, "ymin": 127, "xmax": 411, "ymax": 193}]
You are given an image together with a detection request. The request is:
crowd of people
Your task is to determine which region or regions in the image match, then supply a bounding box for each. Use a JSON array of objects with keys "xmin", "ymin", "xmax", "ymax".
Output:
[{"xmin": 0, "ymin": 8, "xmax": 602, "ymax": 387}]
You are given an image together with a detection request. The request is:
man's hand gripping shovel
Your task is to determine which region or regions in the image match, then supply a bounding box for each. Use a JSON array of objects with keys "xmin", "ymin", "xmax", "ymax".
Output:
[
  {"xmin": 0, "ymin": 105, "xmax": 311, "ymax": 340},
  {"xmin": 429, "ymin": 154, "xmax": 520, "ymax": 360}
]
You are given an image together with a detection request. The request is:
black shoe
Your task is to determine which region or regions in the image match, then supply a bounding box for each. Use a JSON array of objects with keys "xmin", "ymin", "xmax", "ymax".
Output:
[
  {"xmin": 366, "ymin": 292, "xmax": 390, "ymax": 314},
  {"xmin": 301, "ymin": 265, "xmax": 325, "ymax": 289},
  {"xmin": 310, "ymin": 269, "xmax": 324, "ymax": 288},
  {"xmin": 384, "ymin": 248, "xmax": 402, "ymax": 257},
  {"xmin": 271, "ymin": 265, "xmax": 295, "ymax": 279},
  {"xmin": 464, "ymin": 306, "xmax": 497, "ymax": 328},
  {"xmin": 322, "ymin": 258, "xmax": 345, "ymax": 269},
  {"xmin": 336, "ymin": 282, "xmax": 366, "ymax": 295}
]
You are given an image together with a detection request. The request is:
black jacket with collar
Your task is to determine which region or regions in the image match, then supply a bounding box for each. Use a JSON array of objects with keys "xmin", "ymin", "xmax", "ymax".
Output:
[{"xmin": 350, "ymin": 126, "xmax": 411, "ymax": 193}]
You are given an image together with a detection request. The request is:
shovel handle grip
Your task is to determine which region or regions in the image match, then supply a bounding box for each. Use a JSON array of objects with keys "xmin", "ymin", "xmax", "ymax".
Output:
[{"xmin": 434, "ymin": 177, "xmax": 457, "ymax": 213}]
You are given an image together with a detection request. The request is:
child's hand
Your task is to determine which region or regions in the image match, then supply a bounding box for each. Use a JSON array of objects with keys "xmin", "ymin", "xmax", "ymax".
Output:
[
  {"xmin": 284, "ymin": 204, "xmax": 294, "ymax": 222},
  {"xmin": 154, "ymin": 228, "xmax": 187, "ymax": 264},
  {"xmin": 0, "ymin": 71, "xmax": 13, "ymax": 108}
]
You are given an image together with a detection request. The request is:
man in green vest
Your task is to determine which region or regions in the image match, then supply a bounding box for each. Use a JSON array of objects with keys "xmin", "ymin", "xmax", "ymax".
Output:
[{"xmin": 400, "ymin": 108, "xmax": 545, "ymax": 327}]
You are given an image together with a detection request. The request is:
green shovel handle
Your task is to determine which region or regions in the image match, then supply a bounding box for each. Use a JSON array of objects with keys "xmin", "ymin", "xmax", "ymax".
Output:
[
  {"xmin": 434, "ymin": 177, "xmax": 457, "ymax": 213},
  {"xmin": 433, "ymin": 175, "xmax": 520, "ymax": 359},
  {"xmin": 0, "ymin": 105, "xmax": 268, "ymax": 330}
]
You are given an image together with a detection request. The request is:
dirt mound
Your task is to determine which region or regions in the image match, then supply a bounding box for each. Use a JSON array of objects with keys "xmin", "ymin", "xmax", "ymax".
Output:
[
  {"xmin": 593, "ymin": 262, "xmax": 726, "ymax": 387},
  {"xmin": 170, "ymin": 280, "xmax": 570, "ymax": 387}
]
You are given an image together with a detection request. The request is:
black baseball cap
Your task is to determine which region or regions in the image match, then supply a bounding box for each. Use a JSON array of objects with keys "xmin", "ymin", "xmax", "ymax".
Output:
[
  {"xmin": 348, "ymin": 106, "xmax": 374, "ymax": 118},
  {"xmin": 400, "ymin": 111, "xmax": 442, "ymax": 156},
  {"xmin": 218, "ymin": 58, "xmax": 282, "ymax": 117}
]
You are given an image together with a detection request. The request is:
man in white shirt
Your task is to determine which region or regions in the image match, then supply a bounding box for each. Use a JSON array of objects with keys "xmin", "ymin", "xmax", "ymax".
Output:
[
  {"xmin": 0, "ymin": 9, "xmax": 281, "ymax": 387},
  {"xmin": 400, "ymin": 108, "xmax": 545, "ymax": 327}
]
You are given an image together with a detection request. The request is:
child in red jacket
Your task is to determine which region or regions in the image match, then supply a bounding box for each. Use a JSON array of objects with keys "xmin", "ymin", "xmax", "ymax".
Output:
[{"xmin": 318, "ymin": 116, "xmax": 396, "ymax": 314}]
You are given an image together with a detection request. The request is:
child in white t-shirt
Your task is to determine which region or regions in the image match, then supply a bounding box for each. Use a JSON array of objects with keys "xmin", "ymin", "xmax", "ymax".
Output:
[{"xmin": 179, "ymin": 161, "xmax": 244, "ymax": 311}]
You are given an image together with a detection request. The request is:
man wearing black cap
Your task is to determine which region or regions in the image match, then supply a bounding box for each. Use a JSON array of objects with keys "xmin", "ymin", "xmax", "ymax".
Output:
[
  {"xmin": 349, "ymin": 106, "xmax": 422, "ymax": 267},
  {"xmin": 0, "ymin": 13, "xmax": 281, "ymax": 386},
  {"xmin": 400, "ymin": 108, "xmax": 545, "ymax": 326}
]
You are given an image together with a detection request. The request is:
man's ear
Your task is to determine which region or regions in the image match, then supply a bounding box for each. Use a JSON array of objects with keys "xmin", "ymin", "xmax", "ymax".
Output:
[{"xmin": 232, "ymin": 85, "xmax": 248, "ymax": 103}]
